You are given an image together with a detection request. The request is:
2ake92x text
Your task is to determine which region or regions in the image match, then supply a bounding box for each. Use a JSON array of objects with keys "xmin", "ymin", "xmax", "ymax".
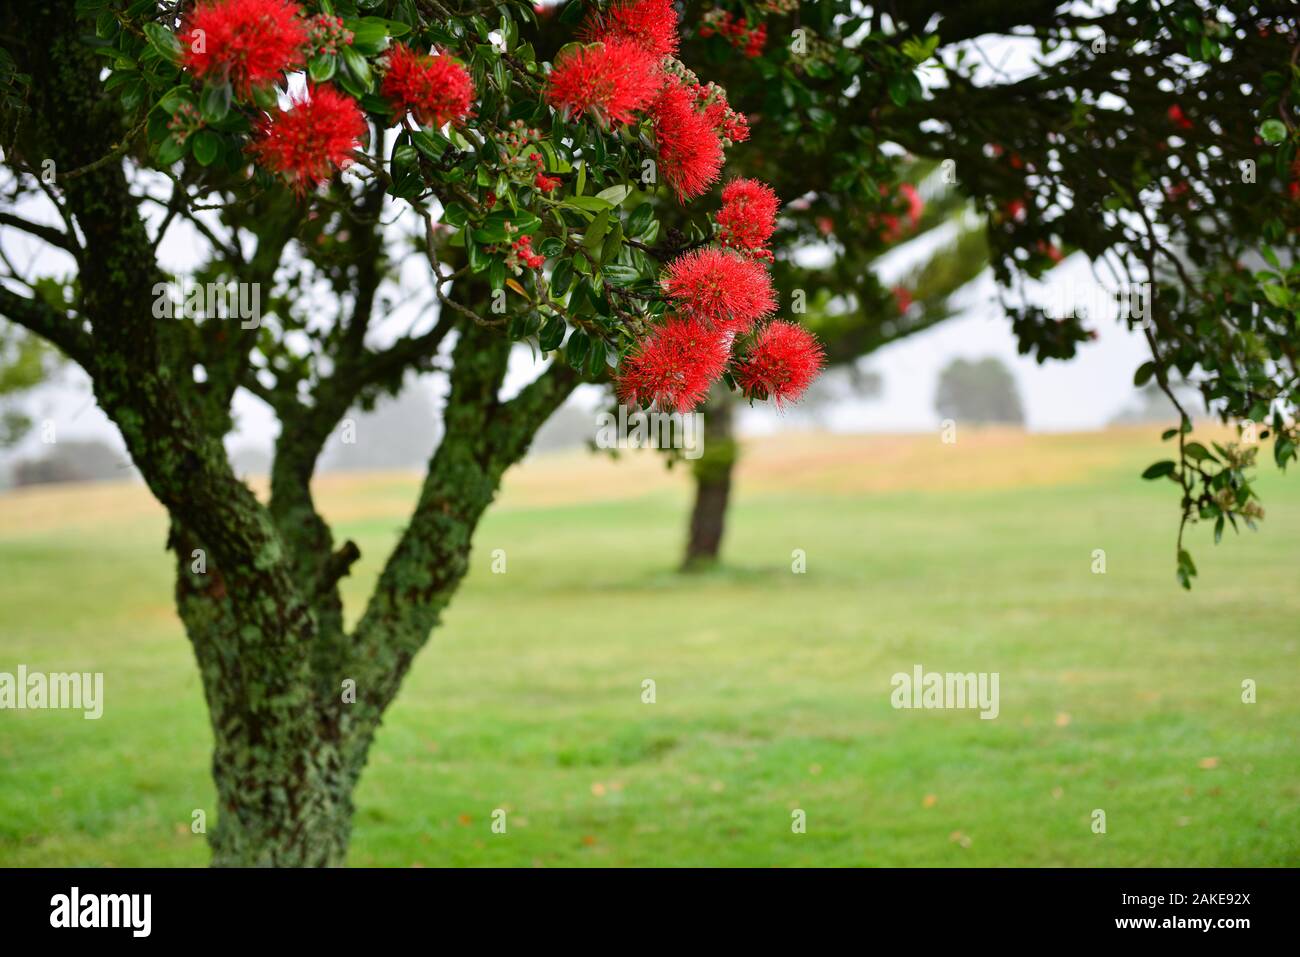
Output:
[{"xmin": 1121, "ymin": 893, "xmax": 1252, "ymax": 909}]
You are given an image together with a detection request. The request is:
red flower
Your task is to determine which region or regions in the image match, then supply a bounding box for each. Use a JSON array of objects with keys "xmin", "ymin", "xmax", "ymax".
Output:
[
  {"xmin": 534, "ymin": 172, "xmax": 561, "ymax": 193},
  {"xmin": 1036, "ymin": 239, "xmax": 1064, "ymax": 263},
  {"xmin": 717, "ymin": 178, "xmax": 779, "ymax": 255},
  {"xmin": 512, "ymin": 235, "xmax": 546, "ymax": 269},
  {"xmin": 250, "ymin": 85, "xmax": 365, "ymax": 193},
  {"xmin": 734, "ymin": 321, "xmax": 825, "ymax": 405},
  {"xmin": 899, "ymin": 182, "xmax": 924, "ymax": 227},
  {"xmin": 662, "ymin": 248, "xmax": 776, "ymax": 333},
  {"xmin": 1167, "ymin": 103, "xmax": 1194, "ymax": 130},
  {"xmin": 547, "ymin": 38, "xmax": 662, "ymax": 126},
  {"xmin": 583, "ymin": 0, "xmax": 679, "ymax": 59},
  {"xmin": 649, "ymin": 78, "xmax": 724, "ymax": 200},
  {"xmin": 891, "ymin": 286, "xmax": 913, "ymax": 314},
  {"xmin": 382, "ymin": 45, "xmax": 475, "ymax": 129},
  {"xmin": 692, "ymin": 81, "xmax": 749, "ymax": 144},
  {"xmin": 616, "ymin": 316, "xmax": 731, "ymax": 412},
  {"xmin": 181, "ymin": 0, "xmax": 308, "ymax": 97}
]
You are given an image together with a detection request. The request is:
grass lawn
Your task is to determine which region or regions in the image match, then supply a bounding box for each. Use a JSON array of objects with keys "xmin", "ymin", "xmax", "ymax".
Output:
[{"xmin": 1, "ymin": 427, "xmax": 1297, "ymax": 866}]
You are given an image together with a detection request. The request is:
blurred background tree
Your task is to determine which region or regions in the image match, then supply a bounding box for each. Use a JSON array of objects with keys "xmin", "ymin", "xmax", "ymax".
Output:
[{"xmin": 934, "ymin": 356, "xmax": 1025, "ymax": 427}]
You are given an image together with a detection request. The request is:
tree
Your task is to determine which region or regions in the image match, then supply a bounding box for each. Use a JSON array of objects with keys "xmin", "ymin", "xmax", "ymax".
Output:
[
  {"xmin": 934, "ymin": 356, "xmax": 1024, "ymax": 426},
  {"xmin": 0, "ymin": 0, "xmax": 816, "ymax": 866},
  {"xmin": 669, "ymin": 0, "xmax": 1300, "ymax": 584},
  {"xmin": 0, "ymin": 0, "xmax": 1296, "ymax": 867}
]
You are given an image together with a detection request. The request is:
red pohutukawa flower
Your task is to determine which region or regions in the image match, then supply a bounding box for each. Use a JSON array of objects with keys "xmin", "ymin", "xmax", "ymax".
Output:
[
  {"xmin": 661, "ymin": 248, "xmax": 777, "ymax": 332},
  {"xmin": 649, "ymin": 78, "xmax": 724, "ymax": 200},
  {"xmin": 734, "ymin": 321, "xmax": 825, "ymax": 405},
  {"xmin": 616, "ymin": 316, "xmax": 732, "ymax": 412},
  {"xmin": 583, "ymin": 0, "xmax": 680, "ymax": 59},
  {"xmin": 716, "ymin": 178, "xmax": 779, "ymax": 256},
  {"xmin": 181, "ymin": 0, "xmax": 308, "ymax": 97},
  {"xmin": 382, "ymin": 44, "xmax": 475, "ymax": 129},
  {"xmin": 250, "ymin": 85, "xmax": 366, "ymax": 193},
  {"xmin": 547, "ymin": 38, "xmax": 662, "ymax": 125}
]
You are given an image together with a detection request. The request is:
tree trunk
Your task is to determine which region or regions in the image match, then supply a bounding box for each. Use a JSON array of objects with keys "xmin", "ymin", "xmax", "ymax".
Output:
[{"xmin": 682, "ymin": 386, "xmax": 739, "ymax": 570}]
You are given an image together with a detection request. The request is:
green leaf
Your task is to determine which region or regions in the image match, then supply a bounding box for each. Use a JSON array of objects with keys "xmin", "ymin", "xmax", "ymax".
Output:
[
  {"xmin": 341, "ymin": 46, "xmax": 373, "ymax": 91},
  {"xmin": 347, "ymin": 17, "xmax": 391, "ymax": 56},
  {"xmin": 1141, "ymin": 460, "xmax": 1177, "ymax": 479},
  {"xmin": 565, "ymin": 194, "xmax": 613, "ymax": 213},
  {"xmin": 1182, "ymin": 441, "xmax": 1217, "ymax": 463},
  {"xmin": 200, "ymin": 80, "xmax": 231, "ymax": 123},
  {"xmin": 308, "ymin": 54, "xmax": 337, "ymax": 83},
  {"xmin": 1262, "ymin": 284, "xmax": 1290, "ymax": 308},
  {"xmin": 1133, "ymin": 360, "xmax": 1156, "ymax": 387},
  {"xmin": 595, "ymin": 184, "xmax": 632, "ymax": 206},
  {"xmin": 538, "ymin": 314, "xmax": 566, "ymax": 351},
  {"xmin": 584, "ymin": 209, "xmax": 609, "ymax": 251},
  {"xmin": 626, "ymin": 202, "xmax": 655, "ymax": 238},
  {"xmin": 550, "ymin": 259, "xmax": 573, "ymax": 296},
  {"xmin": 601, "ymin": 264, "xmax": 640, "ymax": 285},
  {"xmin": 156, "ymin": 134, "xmax": 187, "ymax": 166},
  {"xmin": 191, "ymin": 130, "xmax": 220, "ymax": 166},
  {"xmin": 142, "ymin": 23, "xmax": 181, "ymax": 64},
  {"xmin": 565, "ymin": 329, "xmax": 590, "ymax": 367},
  {"xmin": 538, "ymin": 236, "xmax": 565, "ymax": 258}
]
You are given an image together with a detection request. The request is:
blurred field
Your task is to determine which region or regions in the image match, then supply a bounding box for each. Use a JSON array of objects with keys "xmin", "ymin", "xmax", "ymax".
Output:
[{"xmin": 1, "ymin": 426, "xmax": 1298, "ymax": 867}]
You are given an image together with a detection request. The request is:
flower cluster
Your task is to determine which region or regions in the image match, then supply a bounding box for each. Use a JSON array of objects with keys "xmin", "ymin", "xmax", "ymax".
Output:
[
  {"xmin": 583, "ymin": 0, "xmax": 680, "ymax": 59},
  {"xmin": 306, "ymin": 13, "xmax": 353, "ymax": 57},
  {"xmin": 166, "ymin": 101, "xmax": 205, "ymax": 145},
  {"xmin": 510, "ymin": 235, "xmax": 546, "ymax": 270},
  {"xmin": 616, "ymin": 316, "xmax": 732, "ymax": 412},
  {"xmin": 873, "ymin": 181, "xmax": 924, "ymax": 243},
  {"xmin": 661, "ymin": 248, "xmax": 777, "ymax": 332},
  {"xmin": 250, "ymin": 85, "xmax": 365, "ymax": 193},
  {"xmin": 181, "ymin": 0, "xmax": 308, "ymax": 96},
  {"xmin": 716, "ymin": 178, "xmax": 779, "ymax": 258},
  {"xmin": 699, "ymin": 10, "xmax": 768, "ymax": 59},
  {"xmin": 382, "ymin": 45, "xmax": 475, "ymax": 129},
  {"xmin": 732, "ymin": 321, "xmax": 825, "ymax": 405},
  {"xmin": 648, "ymin": 77, "xmax": 724, "ymax": 201},
  {"xmin": 617, "ymin": 217, "xmax": 796, "ymax": 411},
  {"xmin": 546, "ymin": 38, "xmax": 663, "ymax": 125}
]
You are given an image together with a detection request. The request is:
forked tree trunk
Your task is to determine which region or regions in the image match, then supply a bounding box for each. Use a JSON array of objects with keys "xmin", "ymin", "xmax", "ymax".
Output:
[
  {"xmin": 166, "ymin": 325, "xmax": 574, "ymax": 866},
  {"xmin": 682, "ymin": 386, "xmax": 739, "ymax": 570}
]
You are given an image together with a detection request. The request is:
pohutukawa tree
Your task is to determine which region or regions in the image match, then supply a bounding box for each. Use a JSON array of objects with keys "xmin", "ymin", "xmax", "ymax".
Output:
[
  {"xmin": 0, "ymin": 0, "xmax": 1297, "ymax": 866},
  {"xmin": 0, "ymin": 0, "xmax": 822, "ymax": 866}
]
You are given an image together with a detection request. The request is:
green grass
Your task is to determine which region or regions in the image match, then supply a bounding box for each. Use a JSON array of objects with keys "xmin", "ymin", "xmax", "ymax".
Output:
[{"xmin": 1, "ymin": 430, "xmax": 1298, "ymax": 866}]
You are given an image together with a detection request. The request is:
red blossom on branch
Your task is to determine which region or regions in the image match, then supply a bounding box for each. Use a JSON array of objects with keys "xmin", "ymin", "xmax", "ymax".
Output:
[
  {"xmin": 733, "ymin": 321, "xmax": 825, "ymax": 405},
  {"xmin": 546, "ymin": 38, "xmax": 662, "ymax": 125},
  {"xmin": 661, "ymin": 248, "xmax": 777, "ymax": 332},
  {"xmin": 616, "ymin": 316, "xmax": 732, "ymax": 412},
  {"xmin": 382, "ymin": 45, "xmax": 476, "ymax": 129},
  {"xmin": 583, "ymin": 0, "xmax": 680, "ymax": 59},
  {"xmin": 181, "ymin": 0, "xmax": 308, "ymax": 97},
  {"xmin": 249, "ymin": 85, "xmax": 365, "ymax": 194},
  {"xmin": 649, "ymin": 77, "xmax": 724, "ymax": 200},
  {"xmin": 716, "ymin": 177, "xmax": 779, "ymax": 257}
]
